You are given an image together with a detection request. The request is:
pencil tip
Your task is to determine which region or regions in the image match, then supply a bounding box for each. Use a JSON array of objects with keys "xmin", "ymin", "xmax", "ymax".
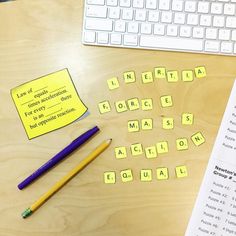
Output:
[{"xmin": 22, "ymin": 208, "xmax": 32, "ymax": 219}]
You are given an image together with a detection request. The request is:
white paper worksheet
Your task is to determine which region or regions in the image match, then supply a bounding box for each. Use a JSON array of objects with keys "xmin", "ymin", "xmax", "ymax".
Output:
[{"xmin": 185, "ymin": 81, "xmax": 236, "ymax": 236}]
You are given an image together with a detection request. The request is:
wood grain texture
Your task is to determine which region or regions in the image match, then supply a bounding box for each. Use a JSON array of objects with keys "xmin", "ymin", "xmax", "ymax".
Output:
[{"xmin": 1, "ymin": 0, "xmax": 236, "ymax": 235}]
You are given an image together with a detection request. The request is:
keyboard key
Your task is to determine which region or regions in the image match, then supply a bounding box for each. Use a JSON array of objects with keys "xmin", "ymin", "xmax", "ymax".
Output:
[
  {"xmin": 148, "ymin": 11, "xmax": 159, "ymax": 22},
  {"xmin": 109, "ymin": 7, "xmax": 120, "ymax": 19},
  {"xmin": 159, "ymin": 0, "xmax": 170, "ymax": 10},
  {"xmin": 197, "ymin": 2, "xmax": 209, "ymax": 13},
  {"xmin": 146, "ymin": 0, "xmax": 157, "ymax": 9},
  {"xmin": 128, "ymin": 22, "xmax": 139, "ymax": 33},
  {"xmin": 185, "ymin": 1, "xmax": 197, "ymax": 12},
  {"xmin": 85, "ymin": 18, "xmax": 113, "ymax": 31},
  {"xmin": 154, "ymin": 24, "xmax": 165, "ymax": 35},
  {"xmin": 107, "ymin": 0, "xmax": 117, "ymax": 6},
  {"xmin": 226, "ymin": 16, "xmax": 236, "ymax": 28},
  {"xmin": 135, "ymin": 9, "xmax": 146, "ymax": 21},
  {"xmin": 98, "ymin": 32, "xmax": 109, "ymax": 43},
  {"xmin": 221, "ymin": 42, "xmax": 233, "ymax": 53},
  {"xmin": 120, "ymin": 0, "xmax": 131, "ymax": 7},
  {"xmin": 180, "ymin": 26, "xmax": 191, "ymax": 37},
  {"xmin": 205, "ymin": 40, "xmax": 220, "ymax": 52},
  {"xmin": 86, "ymin": 6, "xmax": 107, "ymax": 18},
  {"xmin": 124, "ymin": 35, "xmax": 138, "ymax": 46},
  {"xmin": 110, "ymin": 33, "xmax": 122, "ymax": 44},
  {"xmin": 141, "ymin": 23, "xmax": 152, "ymax": 34},
  {"xmin": 187, "ymin": 14, "xmax": 199, "ymax": 25},
  {"xmin": 206, "ymin": 28, "xmax": 218, "ymax": 39},
  {"xmin": 114, "ymin": 20, "xmax": 126, "ymax": 32},
  {"xmin": 133, "ymin": 0, "xmax": 144, "ymax": 8},
  {"xmin": 213, "ymin": 16, "xmax": 225, "ymax": 27},
  {"xmin": 193, "ymin": 27, "xmax": 204, "ymax": 39},
  {"xmin": 174, "ymin": 12, "xmax": 185, "ymax": 24},
  {"xmin": 172, "ymin": 0, "xmax": 184, "ymax": 11},
  {"xmin": 224, "ymin": 3, "xmax": 235, "ymax": 15},
  {"xmin": 211, "ymin": 3, "xmax": 223, "ymax": 14},
  {"xmin": 232, "ymin": 30, "xmax": 236, "ymax": 41},
  {"xmin": 84, "ymin": 31, "xmax": 96, "ymax": 43},
  {"xmin": 140, "ymin": 36, "xmax": 203, "ymax": 51},
  {"xmin": 161, "ymin": 12, "xmax": 172, "ymax": 23},
  {"xmin": 219, "ymin": 29, "xmax": 230, "ymax": 40},
  {"xmin": 87, "ymin": 0, "xmax": 104, "ymax": 5},
  {"xmin": 122, "ymin": 9, "xmax": 133, "ymax": 20},
  {"xmin": 200, "ymin": 15, "xmax": 212, "ymax": 27},
  {"xmin": 167, "ymin": 25, "xmax": 178, "ymax": 36}
]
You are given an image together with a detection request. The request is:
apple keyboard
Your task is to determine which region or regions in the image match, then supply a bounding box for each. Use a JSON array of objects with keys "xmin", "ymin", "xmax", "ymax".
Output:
[{"xmin": 82, "ymin": 0, "xmax": 236, "ymax": 56}]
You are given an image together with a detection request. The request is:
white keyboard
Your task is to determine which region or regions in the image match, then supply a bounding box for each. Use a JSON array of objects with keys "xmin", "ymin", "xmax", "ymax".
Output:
[{"xmin": 82, "ymin": 0, "xmax": 236, "ymax": 56}]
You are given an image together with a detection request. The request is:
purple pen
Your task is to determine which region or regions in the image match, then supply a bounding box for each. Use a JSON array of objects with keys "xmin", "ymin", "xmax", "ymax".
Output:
[{"xmin": 18, "ymin": 126, "xmax": 100, "ymax": 190}]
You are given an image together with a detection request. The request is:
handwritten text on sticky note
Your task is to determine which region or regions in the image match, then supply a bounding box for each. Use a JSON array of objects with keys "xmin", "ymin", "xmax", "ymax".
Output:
[{"xmin": 11, "ymin": 69, "xmax": 88, "ymax": 139}]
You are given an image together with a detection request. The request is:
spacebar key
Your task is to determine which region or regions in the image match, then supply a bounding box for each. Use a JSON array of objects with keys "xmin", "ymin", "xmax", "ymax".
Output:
[{"xmin": 140, "ymin": 36, "xmax": 203, "ymax": 51}]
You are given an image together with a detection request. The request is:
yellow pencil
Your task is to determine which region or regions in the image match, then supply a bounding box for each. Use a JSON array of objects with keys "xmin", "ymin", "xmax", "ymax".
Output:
[{"xmin": 22, "ymin": 139, "xmax": 112, "ymax": 218}]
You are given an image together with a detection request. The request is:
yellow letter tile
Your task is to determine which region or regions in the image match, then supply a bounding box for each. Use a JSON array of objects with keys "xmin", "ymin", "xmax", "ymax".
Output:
[
  {"xmin": 175, "ymin": 166, "xmax": 188, "ymax": 178},
  {"xmin": 140, "ymin": 169, "xmax": 152, "ymax": 182},
  {"xmin": 115, "ymin": 146, "xmax": 127, "ymax": 159},
  {"xmin": 182, "ymin": 113, "xmax": 194, "ymax": 125},
  {"xmin": 182, "ymin": 70, "xmax": 194, "ymax": 82},
  {"xmin": 128, "ymin": 120, "xmax": 140, "ymax": 132},
  {"xmin": 154, "ymin": 67, "xmax": 166, "ymax": 79},
  {"xmin": 107, "ymin": 77, "xmax": 120, "ymax": 90},
  {"xmin": 123, "ymin": 71, "xmax": 136, "ymax": 83},
  {"xmin": 162, "ymin": 117, "xmax": 174, "ymax": 130},
  {"xmin": 141, "ymin": 118, "xmax": 153, "ymax": 130},
  {"xmin": 115, "ymin": 100, "xmax": 128, "ymax": 113},
  {"xmin": 145, "ymin": 146, "xmax": 157, "ymax": 159},
  {"xmin": 98, "ymin": 101, "xmax": 111, "ymax": 114},
  {"xmin": 130, "ymin": 143, "xmax": 143, "ymax": 156},
  {"xmin": 176, "ymin": 138, "xmax": 189, "ymax": 151},
  {"xmin": 157, "ymin": 167, "xmax": 169, "ymax": 180},
  {"xmin": 120, "ymin": 169, "xmax": 133, "ymax": 182},
  {"xmin": 141, "ymin": 71, "xmax": 154, "ymax": 84},
  {"xmin": 104, "ymin": 171, "xmax": 116, "ymax": 184},
  {"xmin": 141, "ymin": 98, "xmax": 153, "ymax": 111},
  {"xmin": 191, "ymin": 132, "xmax": 205, "ymax": 146},
  {"xmin": 167, "ymin": 71, "xmax": 179, "ymax": 82},
  {"xmin": 127, "ymin": 98, "xmax": 140, "ymax": 111},
  {"xmin": 195, "ymin": 66, "xmax": 207, "ymax": 78},
  {"xmin": 160, "ymin": 95, "xmax": 173, "ymax": 107},
  {"xmin": 156, "ymin": 141, "xmax": 169, "ymax": 154}
]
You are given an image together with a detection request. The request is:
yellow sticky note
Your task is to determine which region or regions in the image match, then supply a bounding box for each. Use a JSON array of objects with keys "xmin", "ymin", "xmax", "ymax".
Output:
[
  {"xmin": 141, "ymin": 98, "xmax": 153, "ymax": 111},
  {"xmin": 160, "ymin": 95, "xmax": 173, "ymax": 107},
  {"xmin": 115, "ymin": 146, "xmax": 127, "ymax": 159},
  {"xmin": 98, "ymin": 101, "xmax": 111, "ymax": 114},
  {"xmin": 182, "ymin": 70, "xmax": 194, "ymax": 82},
  {"xmin": 128, "ymin": 120, "xmax": 140, "ymax": 132},
  {"xmin": 182, "ymin": 113, "xmax": 194, "ymax": 125},
  {"xmin": 11, "ymin": 69, "xmax": 88, "ymax": 139},
  {"xmin": 115, "ymin": 100, "xmax": 128, "ymax": 113},
  {"xmin": 120, "ymin": 169, "xmax": 133, "ymax": 182},
  {"xmin": 167, "ymin": 71, "xmax": 179, "ymax": 82},
  {"xmin": 191, "ymin": 132, "xmax": 205, "ymax": 146},
  {"xmin": 176, "ymin": 138, "xmax": 189, "ymax": 151},
  {"xmin": 107, "ymin": 77, "xmax": 120, "ymax": 90},
  {"xmin": 175, "ymin": 166, "xmax": 188, "ymax": 178},
  {"xmin": 156, "ymin": 141, "xmax": 169, "ymax": 154},
  {"xmin": 140, "ymin": 169, "xmax": 152, "ymax": 182},
  {"xmin": 141, "ymin": 118, "xmax": 153, "ymax": 130},
  {"xmin": 123, "ymin": 71, "xmax": 136, "ymax": 83},
  {"xmin": 141, "ymin": 71, "xmax": 154, "ymax": 84},
  {"xmin": 104, "ymin": 171, "xmax": 116, "ymax": 184},
  {"xmin": 154, "ymin": 67, "xmax": 166, "ymax": 79},
  {"xmin": 162, "ymin": 117, "xmax": 174, "ymax": 130},
  {"xmin": 157, "ymin": 167, "xmax": 169, "ymax": 180},
  {"xmin": 145, "ymin": 146, "xmax": 157, "ymax": 159},
  {"xmin": 195, "ymin": 66, "xmax": 207, "ymax": 78},
  {"xmin": 127, "ymin": 98, "xmax": 140, "ymax": 111},
  {"xmin": 130, "ymin": 143, "xmax": 143, "ymax": 156}
]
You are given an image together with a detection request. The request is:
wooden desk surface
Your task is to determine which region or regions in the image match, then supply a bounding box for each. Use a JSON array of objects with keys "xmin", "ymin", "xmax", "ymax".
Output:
[{"xmin": 1, "ymin": 1, "xmax": 236, "ymax": 235}]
